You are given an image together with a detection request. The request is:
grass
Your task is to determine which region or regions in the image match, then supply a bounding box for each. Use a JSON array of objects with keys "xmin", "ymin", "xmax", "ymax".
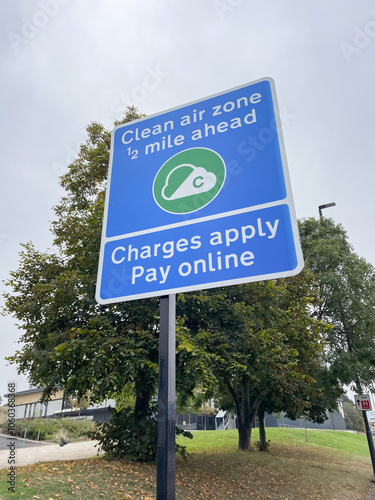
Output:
[
  {"xmin": 178, "ymin": 427, "xmax": 371, "ymax": 456},
  {"xmin": 265, "ymin": 427, "xmax": 371, "ymax": 456},
  {"xmin": 0, "ymin": 428, "xmax": 374, "ymax": 499}
]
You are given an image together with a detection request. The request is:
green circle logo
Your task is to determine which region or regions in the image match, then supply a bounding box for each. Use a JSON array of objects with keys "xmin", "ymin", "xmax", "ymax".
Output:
[{"xmin": 153, "ymin": 148, "xmax": 226, "ymax": 214}]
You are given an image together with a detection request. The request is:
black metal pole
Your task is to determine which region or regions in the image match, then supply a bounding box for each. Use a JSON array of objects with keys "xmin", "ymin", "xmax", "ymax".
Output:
[
  {"xmin": 362, "ymin": 410, "xmax": 375, "ymax": 479},
  {"xmin": 157, "ymin": 294, "xmax": 176, "ymax": 499}
]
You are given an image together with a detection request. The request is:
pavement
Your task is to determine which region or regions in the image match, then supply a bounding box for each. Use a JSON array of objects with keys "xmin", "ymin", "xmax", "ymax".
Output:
[
  {"xmin": 0, "ymin": 434, "xmax": 49, "ymax": 450},
  {"xmin": 0, "ymin": 436, "xmax": 103, "ymax": 469}
]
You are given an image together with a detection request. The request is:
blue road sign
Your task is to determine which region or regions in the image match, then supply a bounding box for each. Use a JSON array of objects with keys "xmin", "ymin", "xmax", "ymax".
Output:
[{"xmin": 96, "ymin": 78, "xmax": 303, "ymax": 303}]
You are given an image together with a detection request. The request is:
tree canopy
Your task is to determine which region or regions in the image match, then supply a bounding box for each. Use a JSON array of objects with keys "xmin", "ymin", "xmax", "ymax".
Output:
[
  {"xmin": 299, "ymin": 217, "xmax": 375, "ymax": 394},
  {"xmin": 178, "ymin": 272, "xmax": 341, "ymax": 450},
  {"xmin": 2, "ymin": 108, "xmax": 203, "ymax": 460}
]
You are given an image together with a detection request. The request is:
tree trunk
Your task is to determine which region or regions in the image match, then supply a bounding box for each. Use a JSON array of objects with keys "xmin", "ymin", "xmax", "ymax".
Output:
[
  {"xmin": 226, "ymin": 377, "xmax": 270, "ymax": 451},
  {"xmin": 237, "ymin": 377, "xmax": 257, "ymax": 450},
  {"xmin": 134, "ymin": 390, "xmax": 151, "ymax": 415},
  {"xmin": 238, "ymin": 419, "xmax": 252, "ymax": 450},
  {"xmin": 258, "ymin": 408, "xmax": 268, "ymax": 451},
  {"xmin": 134, "ymin": 369, "xmax": 153, "ymax": 416}
]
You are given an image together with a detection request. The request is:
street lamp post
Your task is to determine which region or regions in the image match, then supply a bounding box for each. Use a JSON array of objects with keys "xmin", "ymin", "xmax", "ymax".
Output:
[{"xmin": 318, "ymin": 202, "xmax": 336, "ymax": 218}]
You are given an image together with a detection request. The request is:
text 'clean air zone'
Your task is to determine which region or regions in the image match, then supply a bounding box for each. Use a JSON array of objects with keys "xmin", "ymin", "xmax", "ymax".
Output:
[{"xmin": 121, "ymin": 91, "xmax": 261, "ymax": 157}]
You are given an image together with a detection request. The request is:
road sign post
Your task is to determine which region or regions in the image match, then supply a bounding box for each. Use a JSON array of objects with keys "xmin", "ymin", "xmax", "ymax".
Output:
[
  {"xmin": 96, "ymin": 78, "xmax": 304, "ymax": 499},
  {"xmin": 355, "ymin": 394, "xmax": 375, "ymax": 479},
  {"xmin": 157, "ymin": 295, "xmax": 176, "ymax": 499},
  {"xmin": 363, "ymin": 410, "xmax": 375, "ymax": 479}
]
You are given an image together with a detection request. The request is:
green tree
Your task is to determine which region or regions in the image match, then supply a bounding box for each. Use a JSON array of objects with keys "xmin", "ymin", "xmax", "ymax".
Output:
[
  {"xmin": 179, "ymin": 272, "xmax": 338, "ymax": 451},
  {"xmin": 299, "ymin": 217, "xmax": 375, "ymax": 394},
  {"xmin": 2, "ymin": 108, "xmax": 202, "ymax": 460}
]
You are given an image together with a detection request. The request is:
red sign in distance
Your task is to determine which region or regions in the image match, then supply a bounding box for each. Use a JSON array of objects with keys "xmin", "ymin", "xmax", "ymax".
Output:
[{"xmin": 355, "ymin": 394, "xmax": 372, "ymax": 411}]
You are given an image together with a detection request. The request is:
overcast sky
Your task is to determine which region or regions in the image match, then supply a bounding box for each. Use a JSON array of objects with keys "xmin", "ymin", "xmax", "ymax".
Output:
[{"xmin": 1, "ymin": 0, "xmax": 375, "ymax": 402}]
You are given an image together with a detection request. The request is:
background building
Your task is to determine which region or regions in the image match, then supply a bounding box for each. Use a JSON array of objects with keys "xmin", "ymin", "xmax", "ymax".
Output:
[{"xmin": 5, "ymin": 387, "xmax": 115, "ymax": 423}]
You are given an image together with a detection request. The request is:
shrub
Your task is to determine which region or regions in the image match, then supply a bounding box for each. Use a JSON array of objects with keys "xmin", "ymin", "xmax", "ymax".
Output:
[
  {"xmin": 90, "ymin": 405, "xmax": 158, "ymax": 462},
  {"xmin": 90, "ymin": 405, "xmax": 193, "ymax": 462},
  {"xmin": 0, "ymin": 417, "xmax": 94, "ymax": 442},
  {"xmin": 0, "ymin": 406, "xmax": 8, "ymax": 424}
]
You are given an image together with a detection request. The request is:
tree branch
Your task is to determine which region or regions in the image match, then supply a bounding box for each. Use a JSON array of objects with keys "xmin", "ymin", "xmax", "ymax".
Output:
[{"xmin": 225, "ymin": 378, "xmax": 241, "ymax": 420}]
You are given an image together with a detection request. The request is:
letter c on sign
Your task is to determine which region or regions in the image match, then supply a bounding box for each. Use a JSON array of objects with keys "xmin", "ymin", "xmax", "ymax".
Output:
[
  {"xmin": 122, "ymin": 130, "xmax": 133, "ymax": 144},
  {"xmin": 193, "ymin": 176, "xmax": 204, "ymax": 188},
  {"xmin": 112, "ymin": 246, "xmax": 126, "ymax": 264}
]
